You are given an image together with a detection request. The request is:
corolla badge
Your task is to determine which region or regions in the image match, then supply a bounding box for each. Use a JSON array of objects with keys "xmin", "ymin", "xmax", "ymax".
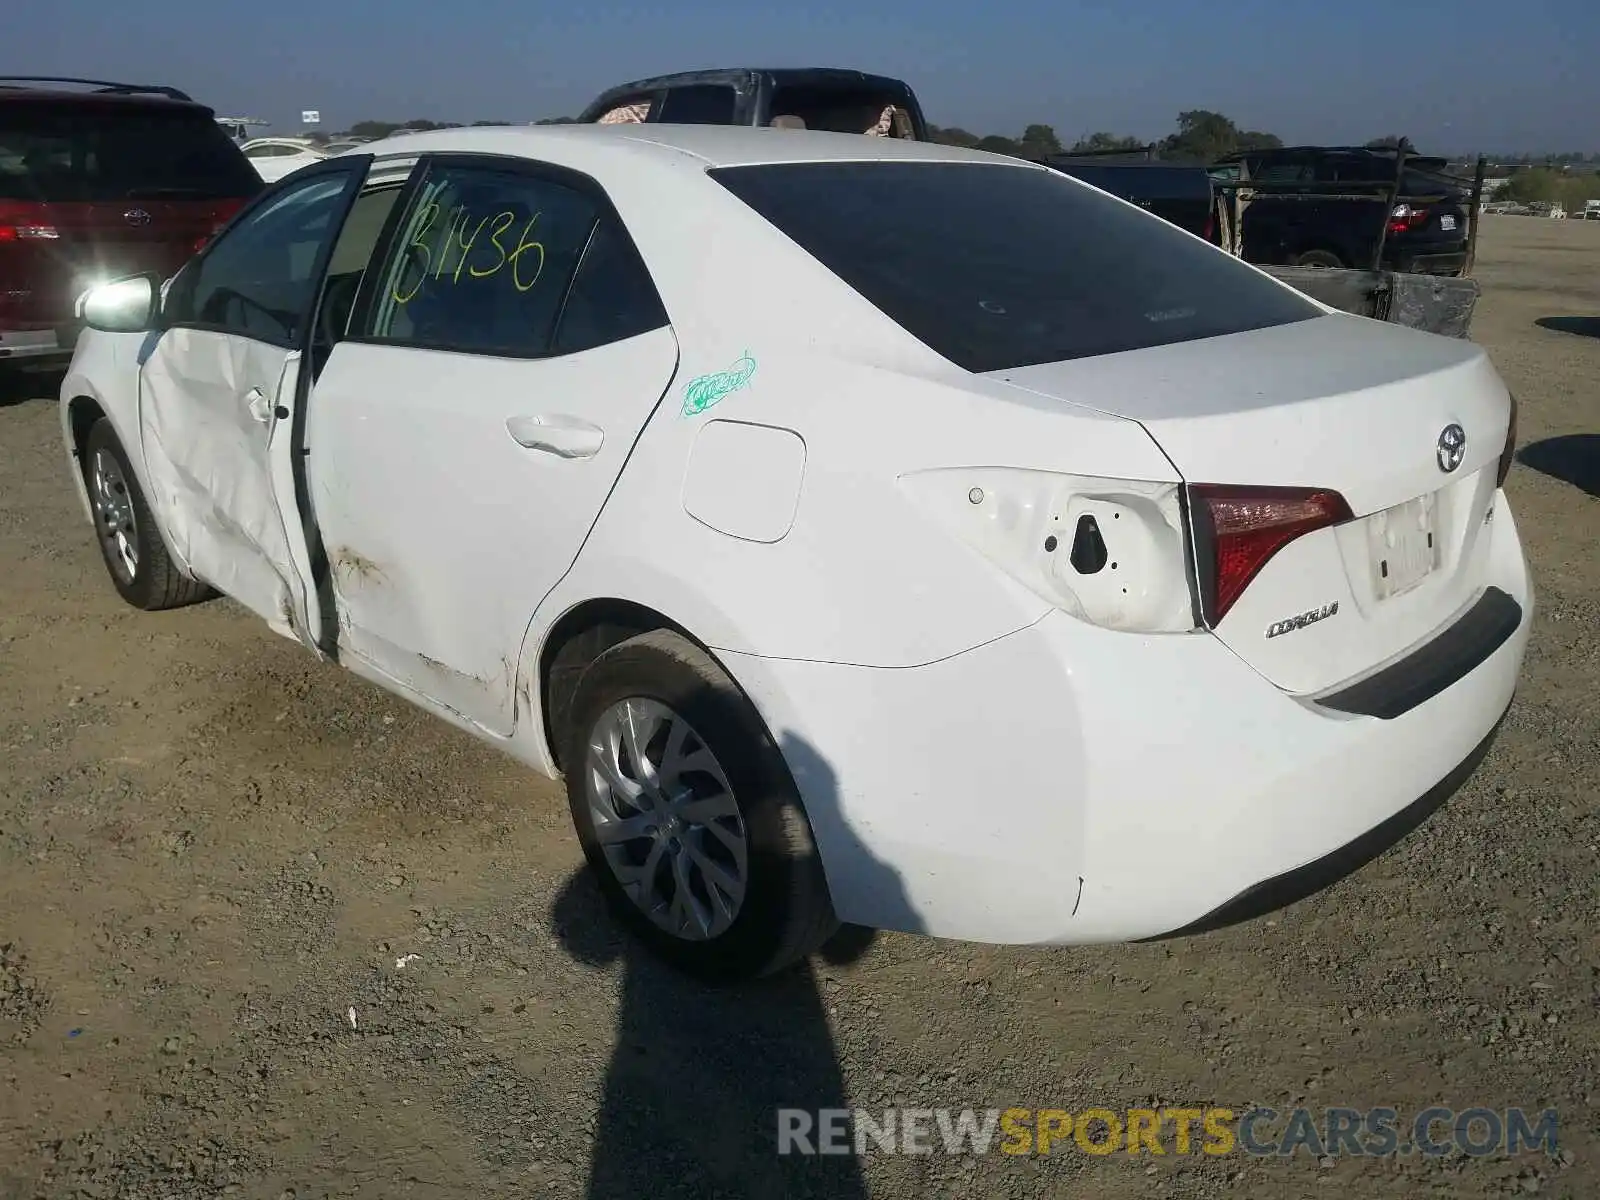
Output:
[
  {"xmin": 1436, "ymin": 423, "xmax": 1467, "ymax": 473},
  {"xmin": 1266, "ymin": 601, "xmax": 1339, "ymax": 639},
  {"xmin": 123, "ymin": 208, "xmax": 152, "ymax": 227}
]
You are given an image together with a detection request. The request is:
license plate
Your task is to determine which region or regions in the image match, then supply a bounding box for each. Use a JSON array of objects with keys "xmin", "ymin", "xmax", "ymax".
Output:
[
  {"xmin": 1440, "ymin": 215, "xmax": 1457, "ymax": 231},
  {"xmin": 1368, "ymin": 493, "xmax": 1439, "ymax": 600}
]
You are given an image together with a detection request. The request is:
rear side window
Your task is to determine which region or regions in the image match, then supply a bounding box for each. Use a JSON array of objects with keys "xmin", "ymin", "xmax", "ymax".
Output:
[
  {"xmin": 551, "ymin": 216, "xmax": 668, "ymax": 355},
  {"xmin": 0, "ymin": 104, "xmax": 261, "ymax": 201},
  {"xmin": 656, "ymin": 86, "xmax": 738, "ymax": 125},
  {"xmin": 365, "ymin": 164, "xmax": 601, "ymax": 357},
  {"xmin": 711, "ymin": 161, "xmax": 1319, "ymax": 373}
]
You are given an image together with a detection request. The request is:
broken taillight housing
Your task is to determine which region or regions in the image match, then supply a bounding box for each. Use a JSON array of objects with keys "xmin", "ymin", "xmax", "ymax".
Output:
[
  {"xmin": 1388, "ymin": 203, "xmax": 1430, "ymax": 236},
  {"xmin": 1497, "ymin": 393, "xmax": 1518, "ymax": 487},
  {"xmin": 1188, "ymin": 484, "xmax": 1354, "ymax": 625}
]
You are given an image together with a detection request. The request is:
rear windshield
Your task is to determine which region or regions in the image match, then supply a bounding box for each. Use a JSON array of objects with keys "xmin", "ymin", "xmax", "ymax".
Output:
[
  {"xmin": 0, "ymin": 105, "xmax": 262, "ymax": 202},
  {"xmin": 711, "ymin": 160, "xmax": 1319, "ymax": 373}
]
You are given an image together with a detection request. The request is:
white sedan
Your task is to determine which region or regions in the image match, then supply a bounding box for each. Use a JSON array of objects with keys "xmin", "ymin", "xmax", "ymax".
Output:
[
  {"xmin": 59, "ymin": 126, "xmax": 1529, "ymax": 981},
  {"xmin": 240, "ymin": 136, "xmax": 329, "ymax": 182}
]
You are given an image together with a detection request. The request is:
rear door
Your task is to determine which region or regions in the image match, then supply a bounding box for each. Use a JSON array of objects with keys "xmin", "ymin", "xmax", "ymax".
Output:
[
  {"xmin": 137, "ymin": 156, "xmax": 374, "ymax": 647},
  {"xmin": 0, "ymin": 100, "xmax": 261, "ymax": 330},
  {"xmin": 305, "ymin": 154, "xmax": 680, "ymax": 734}
]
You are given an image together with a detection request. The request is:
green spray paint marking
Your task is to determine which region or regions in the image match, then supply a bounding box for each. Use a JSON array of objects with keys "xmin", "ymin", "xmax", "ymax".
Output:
[{"xmin": 682, "ymin": 352, "xmax": 756, "ymax": 416}]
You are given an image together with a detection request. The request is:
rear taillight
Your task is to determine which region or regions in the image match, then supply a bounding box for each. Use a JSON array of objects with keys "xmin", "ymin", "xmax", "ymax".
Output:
[
  {"xmin": 1497, "ymin": 393, "xmax": 1518, "ymax": 487},
  {"xmin": 0, "ymin": 201, "xmax": 59, "ymax": 242},
  {"xmin": 1389, "ymin": 203, "xmax": 1429, "ymax": 235},
  {"xmin": 1188, "ymin": 484, "xmax": 1354, "ymax": 624},
  {"xmin": 1202, "ymin": 212, "xmax": 1215, "ymax": 243}
]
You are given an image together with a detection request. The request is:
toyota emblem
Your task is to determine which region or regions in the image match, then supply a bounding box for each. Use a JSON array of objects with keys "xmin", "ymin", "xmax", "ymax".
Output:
[
  {"xmin": 1436, "ymin": 423, "xmax": 1467, "ymax": 473},
  {"xmin": 123, "ymin": 208, "xmax": 152, "ymax": 227}
]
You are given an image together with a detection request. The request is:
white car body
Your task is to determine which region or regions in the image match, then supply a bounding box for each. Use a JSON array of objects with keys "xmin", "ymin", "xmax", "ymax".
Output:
[
  {"xmin": 240, "ymin": 136, "xmax": 329, "ymax": 182},
  {"xmin": 59, "ymin": 125, "xmax": 1529, "ymax": 965}
]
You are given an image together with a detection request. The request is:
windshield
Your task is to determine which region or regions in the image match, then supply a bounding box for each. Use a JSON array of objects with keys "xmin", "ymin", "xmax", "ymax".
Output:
[
  {"xmin": 711, "ymin": 160, "xmax": 1319, "ymax": 373},
  {"xmin": 0, "ymin": 105, "xmax": 263, "ymax": 202}
]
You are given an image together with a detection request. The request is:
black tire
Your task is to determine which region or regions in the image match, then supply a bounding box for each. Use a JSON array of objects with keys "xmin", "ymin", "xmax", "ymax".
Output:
[
  {"xmin": 561, "ymin": 629, "xmax": 837, "ymax": 982},
  {"xmin": 81, "ymin": 418, "xmax": 213, "ymax": 611},
  {"xmin": 1292, "ymin": 248, "xmax": 1345, "ymax": 269}
]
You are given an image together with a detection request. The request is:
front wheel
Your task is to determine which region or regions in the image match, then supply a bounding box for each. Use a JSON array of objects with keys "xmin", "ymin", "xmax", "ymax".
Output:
[
  {"xmin": 561, "ymin": 630, "xmax": 837, "ymax": 982},
  {"xmin": 82, "ymin": 418, "xmax": 212, "ymax": 611}
]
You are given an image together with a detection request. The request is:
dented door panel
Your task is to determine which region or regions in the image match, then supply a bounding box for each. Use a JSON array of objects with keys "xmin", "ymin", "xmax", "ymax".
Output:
[{"xmin": 305, "ymin": 327, "xmax": 680, "ymax": 735}]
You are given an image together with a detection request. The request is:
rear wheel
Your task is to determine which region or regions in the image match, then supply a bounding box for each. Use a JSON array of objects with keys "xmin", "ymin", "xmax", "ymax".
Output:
[
  {"xmin": 1292, "ymin": 248, "xmax": 1345, "ymax": 269},
  {"xmin": 561, "ymin": 630, "xmax": 837, "ymax": 982},
  {"xmin": 82, "ymin": 418, "xmax": 212, "ymax": 611}
]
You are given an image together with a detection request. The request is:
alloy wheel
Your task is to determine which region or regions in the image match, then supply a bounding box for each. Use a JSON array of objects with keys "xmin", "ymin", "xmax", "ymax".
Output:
[
  {"xmin": 584, "ymin": 697, "xmax": 749, "ymax": 941},
  {"xmin": 91, "ymin": 449, "xmax": 138, "ymax": 583}
]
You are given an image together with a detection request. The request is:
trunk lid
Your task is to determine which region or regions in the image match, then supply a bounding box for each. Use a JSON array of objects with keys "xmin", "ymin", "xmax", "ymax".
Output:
[{"xmin": 990, "ymin": 314, "xmax": 1513, "ymax": 694}]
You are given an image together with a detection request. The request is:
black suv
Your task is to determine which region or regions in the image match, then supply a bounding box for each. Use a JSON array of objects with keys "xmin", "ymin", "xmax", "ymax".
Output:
[
  {"xmin": 0, "ymin": 76, "xmax": 262, "ymax": 367},
  {"xmin": 1211, "ymin": 146, "xmax": 1468, "ymax": 275}
]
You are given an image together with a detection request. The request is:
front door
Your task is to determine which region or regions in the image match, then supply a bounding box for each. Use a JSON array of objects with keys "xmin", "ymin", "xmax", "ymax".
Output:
[
  {"xmin": 304, "ymin": 155, "xmax": 680, "ymax": 734},
  {"xmin": 136, "ymin": 158, "xmax": 372, "ymax": 648}
]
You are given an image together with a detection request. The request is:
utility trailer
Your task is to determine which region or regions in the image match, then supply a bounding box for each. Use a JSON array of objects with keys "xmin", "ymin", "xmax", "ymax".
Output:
[{"xmin": 1211, "ymin": 148, "xmax": 1489, "ymax": 338}]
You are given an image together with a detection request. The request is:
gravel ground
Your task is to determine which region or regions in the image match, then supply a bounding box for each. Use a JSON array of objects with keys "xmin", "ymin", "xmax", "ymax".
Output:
[{"xmin": 1, "ymin": 215, "xmax": 1596, "ymax": 1200}]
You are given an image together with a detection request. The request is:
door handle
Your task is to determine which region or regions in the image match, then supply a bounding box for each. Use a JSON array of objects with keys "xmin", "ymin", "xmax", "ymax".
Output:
[{"xmin": 505, "ymin": 414, "xmax": 605, "ymax": 460}]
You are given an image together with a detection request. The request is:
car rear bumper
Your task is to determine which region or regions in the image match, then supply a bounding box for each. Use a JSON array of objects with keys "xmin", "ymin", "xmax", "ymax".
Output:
[
  {"xmin": 1393, "ymin": 249, "xmax": 1468, "ymax": 276},
  {"xmin": 0, "ymin": 326, "xmax": 76, "ymax": 362},
  {"xmin": 721, "ymin": 491, "xmax": 1531, "ymax": 945}
]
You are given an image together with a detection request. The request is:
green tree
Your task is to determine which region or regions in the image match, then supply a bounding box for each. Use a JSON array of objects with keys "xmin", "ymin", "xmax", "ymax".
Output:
[
  {"xmin": 975, "ymin": 134, "xmax": 1020, "ymax": 156},
  {"xmin": 1499, "ymin": 169, "xmax": 1563, "ymax": 204},
  {"xmin": 1017, "ymin": 123, "xmax": 1063, "ymax": 157},
  {"xmin": 1160, "ymin": 110, "xmax": 1239, "ymax": 161},
  {"xmin": 1068, "ymin": 131, "xmax": 1145, "ymax": 153},
  {"xmin": 927, "ymin": 125, "xmax": 981, "ymax": 148}
]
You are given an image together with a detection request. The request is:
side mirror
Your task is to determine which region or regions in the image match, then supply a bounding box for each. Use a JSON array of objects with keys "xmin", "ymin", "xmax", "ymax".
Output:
[{"xmin": 77, "ymin": 274, "xmax": 159, "ymax": 334}]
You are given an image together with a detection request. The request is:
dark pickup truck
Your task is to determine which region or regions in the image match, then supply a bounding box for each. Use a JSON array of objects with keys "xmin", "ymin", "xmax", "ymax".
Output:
[{"xmin": 578, "ymin": 68, "xmax": 928, "ymax": 139}]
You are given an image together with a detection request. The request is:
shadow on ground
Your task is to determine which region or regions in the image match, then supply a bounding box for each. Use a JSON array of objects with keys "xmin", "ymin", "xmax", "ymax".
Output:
[
  {"xmin": 1535, "ymin": 316, "xmax": 1600, "ymax": 339},
  {"xmin": 551, "ymin": 728, "xmax": 913, "ymax": 1199},
  {"xmin": 0, "ymin": 367, "xmax": 63, "ymax": 407},
  {"xmin": 1518, "ymin": 435, "xmax": 1599, "ymax": 498}
]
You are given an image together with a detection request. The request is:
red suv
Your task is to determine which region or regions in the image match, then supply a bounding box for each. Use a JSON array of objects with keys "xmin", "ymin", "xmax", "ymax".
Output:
[{"xmin": 0, "ymin": 77, "xmax": 262, "ymax": 368}]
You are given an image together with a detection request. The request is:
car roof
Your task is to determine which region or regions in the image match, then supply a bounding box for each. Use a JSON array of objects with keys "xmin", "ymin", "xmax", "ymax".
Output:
[
  {"xmin": 369, "ymin": 122, "xmax": 1024, "ymax": 171},
  {"xmin": 0, "ymin": 77, "xmax": 211, "ymax": 115}
]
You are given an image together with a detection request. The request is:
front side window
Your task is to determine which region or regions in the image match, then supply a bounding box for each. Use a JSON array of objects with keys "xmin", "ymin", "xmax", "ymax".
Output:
[
  {"xmin": 365, "ymin": 163, "xmax": 602, "ymax": 356},
  {"xmin": 711, "ymin": 161, "xmax": 1320, "ymax": 373},
  {"xmin": 169, "ymin": 170, "xmax": 354, "ymax": 344}
]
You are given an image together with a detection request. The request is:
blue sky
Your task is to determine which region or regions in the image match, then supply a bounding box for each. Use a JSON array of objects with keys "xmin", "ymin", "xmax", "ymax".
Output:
[{"xmin": 13, "ymin": 0, "xmax": 1596, "ymax": 153}]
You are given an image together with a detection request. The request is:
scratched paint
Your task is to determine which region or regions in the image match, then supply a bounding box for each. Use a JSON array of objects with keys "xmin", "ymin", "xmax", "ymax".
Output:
[{"xmin": 682, "ymin": 352, "xmax": 757, "ymax": 416}]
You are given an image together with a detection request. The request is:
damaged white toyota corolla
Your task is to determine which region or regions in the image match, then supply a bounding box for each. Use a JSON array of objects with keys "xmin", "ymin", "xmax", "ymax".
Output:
[{"xmin": 60, "ymin": 125, "xmax": 1530, "ymax": 981}]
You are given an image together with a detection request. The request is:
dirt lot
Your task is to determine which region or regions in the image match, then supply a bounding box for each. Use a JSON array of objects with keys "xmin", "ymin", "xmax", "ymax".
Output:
[{"xmin": 1, "ymin": 215, "xmax": 1596, "ymax": 1200}]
